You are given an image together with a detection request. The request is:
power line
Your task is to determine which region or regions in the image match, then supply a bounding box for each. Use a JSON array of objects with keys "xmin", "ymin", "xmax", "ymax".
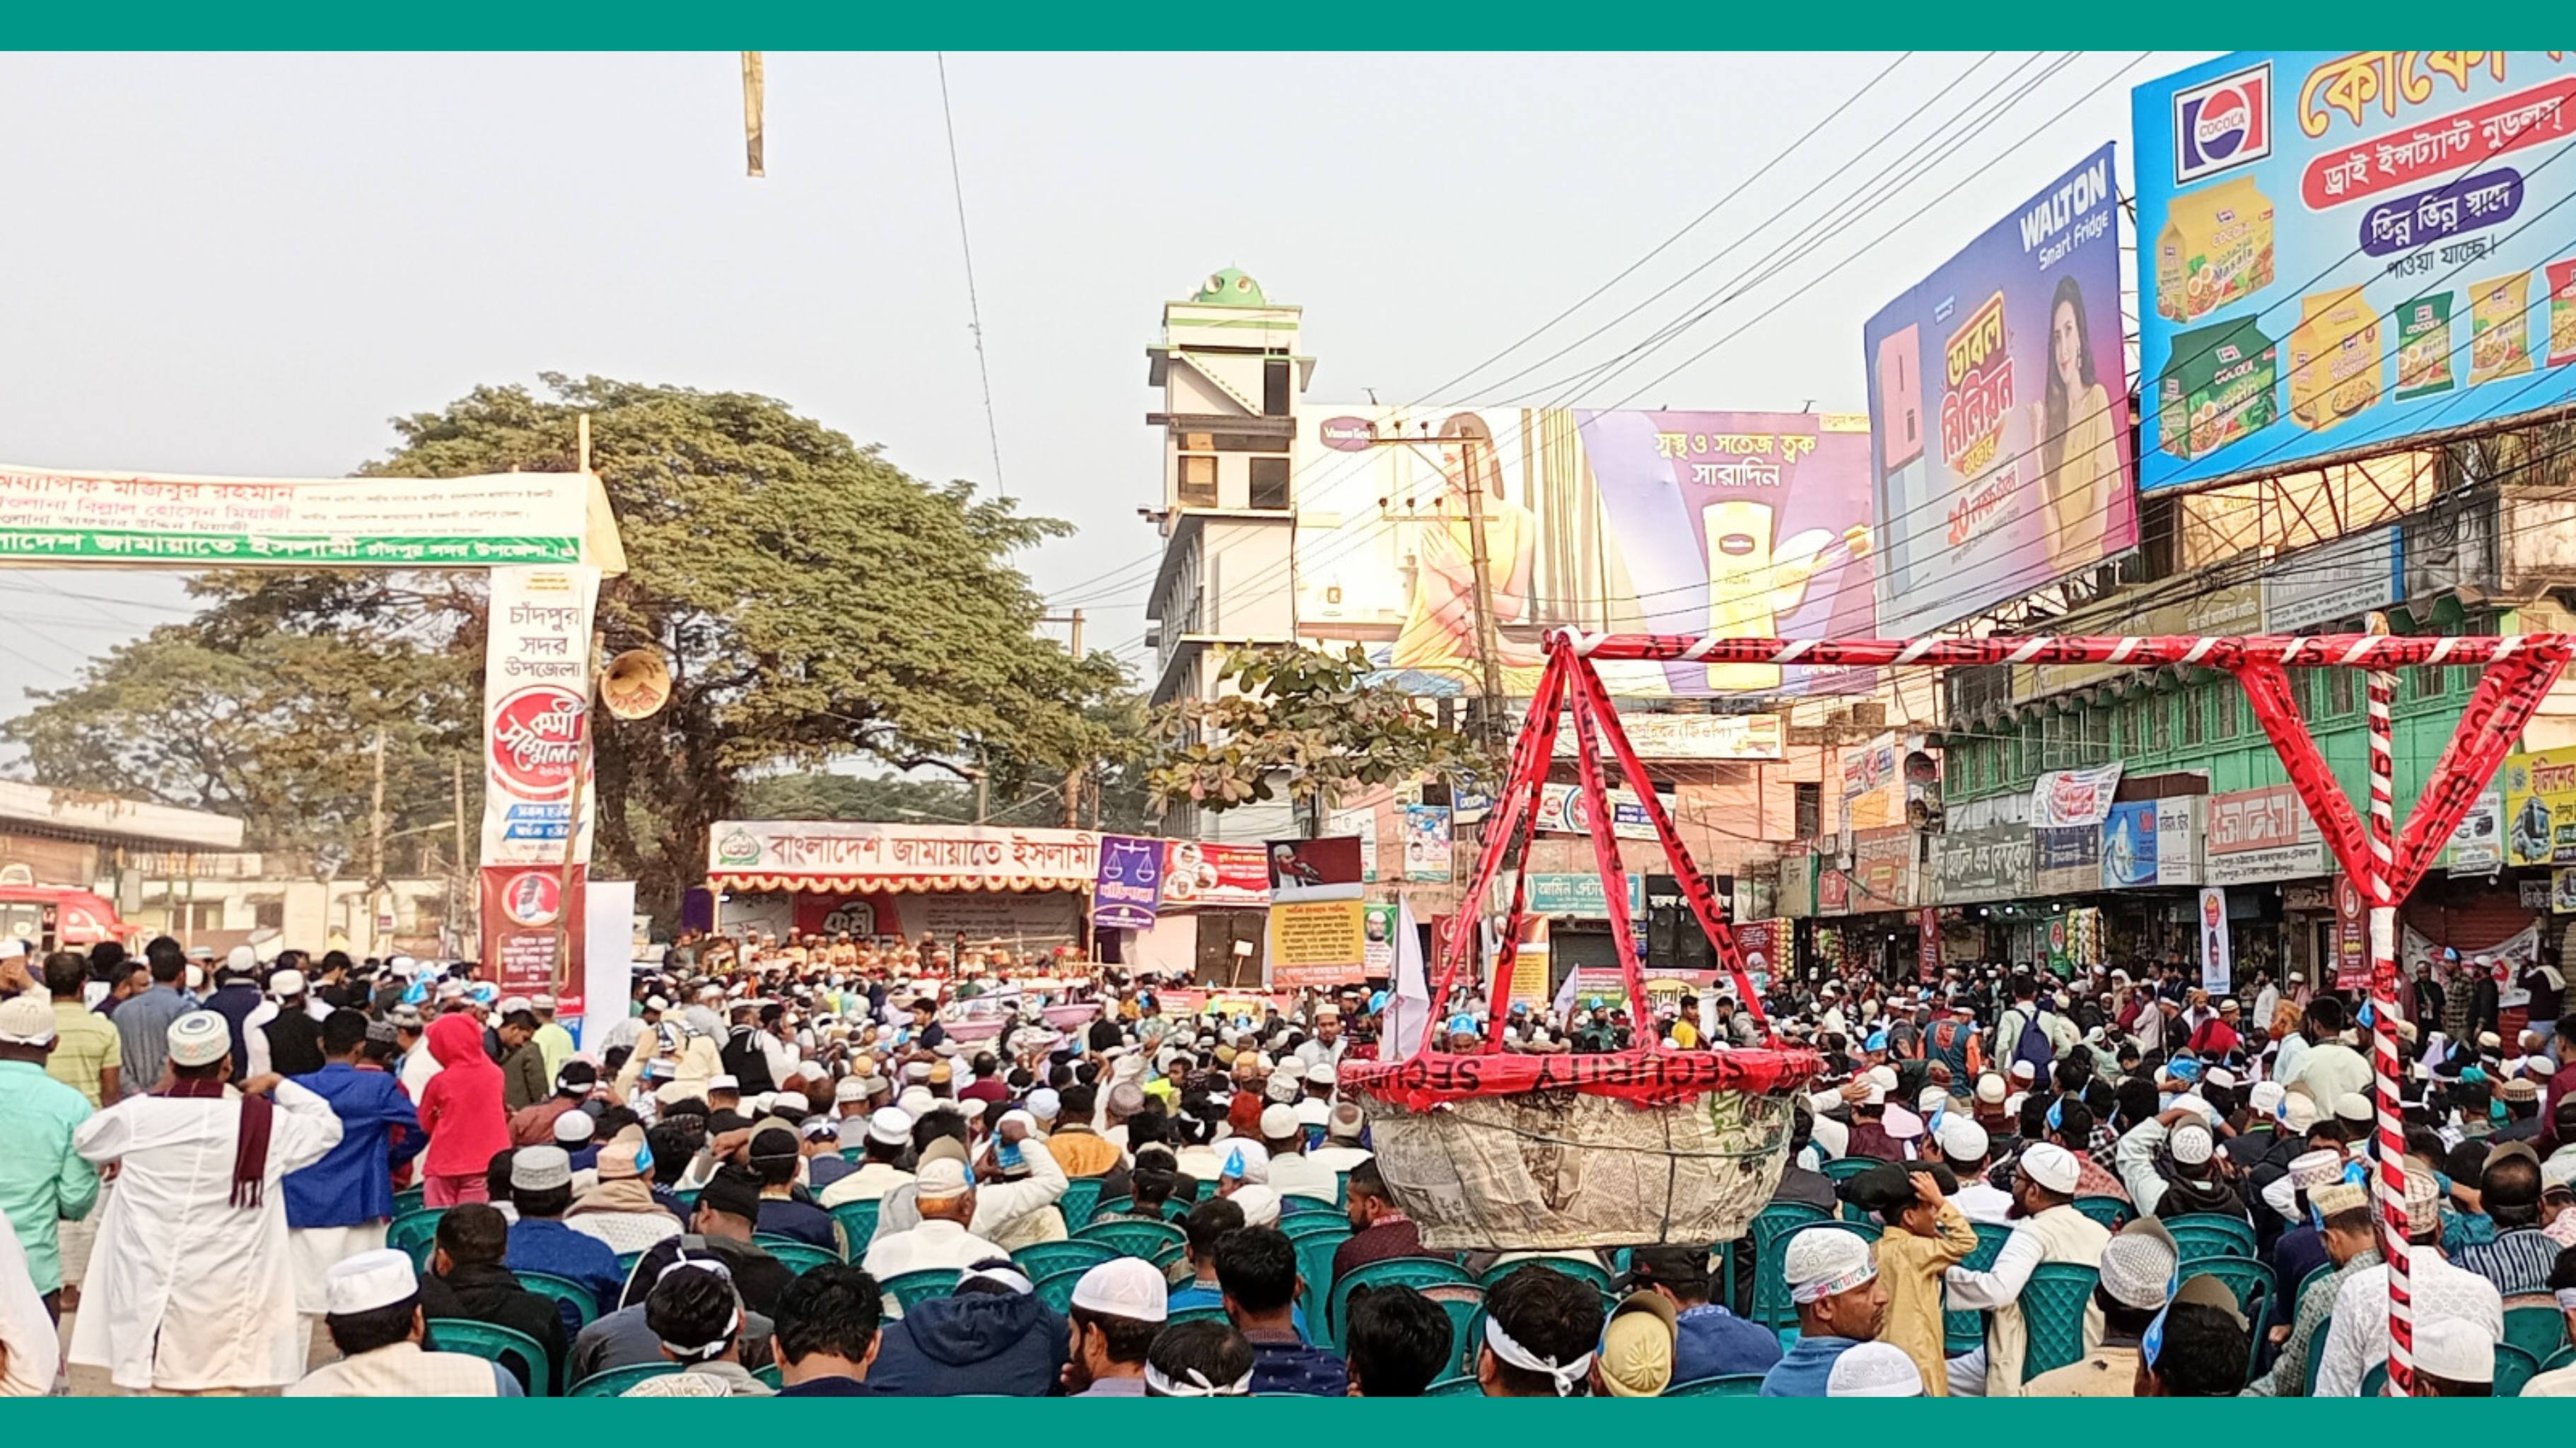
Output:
[{"xmin": 937, "ymin": 53, "xmax": 1009, "ymax": 504}]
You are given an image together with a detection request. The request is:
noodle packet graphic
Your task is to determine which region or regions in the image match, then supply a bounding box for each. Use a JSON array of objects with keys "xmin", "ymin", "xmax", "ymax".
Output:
[
  {"xmin": 2287, "ymin": 287, "xmax": 2381, "ymax": 430},
  {"xmin": 2156, "ymin": 176, "xmax": 2276, "ymax": 325},
  {"xmin": 2548, "ymin": 259, "xmax": 2576, "ymax": 369},
  {"xmin": 2467, "ymin": 272, "xmax": 2532, "ymax": 386},
  {"xmin": 2394, "ymin": 293, "xmax": 2455, "ymax": 401},
  {"xmin": 2158, "ymin": 317, "xmax": 2278, "ymax": 462}
]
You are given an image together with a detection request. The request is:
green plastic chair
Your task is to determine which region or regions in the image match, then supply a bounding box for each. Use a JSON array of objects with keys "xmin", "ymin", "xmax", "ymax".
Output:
[
  {"xmin": 1076, "ymin": 1218, "xmax": 1187, "ymax": 1265},
  {"xmin": 2502, "ymin": 1305, "xmax": 2565, "ymax": 1361},
  {"xmin": 1477, "ymin": 1256, "xmax": 1614, "ymax": 1299},
  {"xmin": 1412, "ymin": 1280, "xmax": 1481, "ymax": 1377},
  {"xmin": 2302, "ymin": 1322, "xmax": 2332, "ymax": 1394},
  {"xmin": 1423, "ymin": 1374, "xmax": 1483, "ymax": 1397},
  {"xmin": 2541, "ymin": 1345, "xmax": 2575, "ymax": 1374},
  {"xmin": 1324, "ymin": 1256, "xmax": 1474, "ymax": 1354},
  {"xmin": 566, "ymin": 1362, "xmax": 679, "ymax": 1398},
  {"xmin": 1665, "ymin": 1373, "xmax": 1766, "ymax": 1397},
  {"xmin": 392, "ymin": 1186, "xmax": 426, "ymax": 1218},
  {"xmin": 1015, "ymin": 1238, "xmax": 1117, "ymax": 1281},
  {"xmin": 2070, "ymin": 1195, "xmax": 2129, "ymax": 1230},
  {"xmin": 1945, "ymin": 1222, "xmax": 2015, "ymax": 1355},
  {"xmin": 2182, "ymin": 1258, "xmax": 2271, "ymax": 1374},
  {"xmin": 1747, "ymin": 1202, "xmax": 1832, "ymax": 1331},
  {"xmin": 1032, "ymin": 1266, "xmax": 1090, "ymax": 1314},
  {"xmin": 2162, "ymin": 1213, "xmax": 2256, "ymax": 1264},
  {"xmin": 753, "ymin": 1362, "xmax": 784, "ymax": 1390},
  {"xmin": 2495, "ymin": 1341, "xmax": 2542, "ymax": 1399},
  {"xmin": 2360, "ymin": 1362, "xmax": 2388, "ymax": 1396},
  {"xmin": 757, "ymin": 1237, "xmax": 840, "ymax": 1277},
  {"xmin": 2292, "ymin": 1261, "xmax": 2335, "ymax": 1319},
  {"xmin": 1168, "ymin": 1304, "xmax": 1232, "ymax": 1326},
  {"xmin": 881, "ymin": 1268, "xmax": 963, "ymax": 1315},
  {"xmin": 515, "ymin": 1270, "xmax": 601, "ymax": 1328},
  {"xmin": 426, "ymin": 1317, "xmax": 553, "ymax": 1396},
  {"xmin": 1280, "ymin": 1213, "xmax": 1351, "ymax": 1242},
  {"xmin": 1282, "ymin": 1195, "xmax": 1339, "ymax": 1218},
  {"xmin": 387, "ymin": 1208, "xmax": 446, "ymax": 1271},
  {"xmin": 1293, "ymin": 1228, "xmax": 1348, "ymax": 1328},
  {"xmin": 1822, "ymin": 1157, "xmax": 1876, "ymax": 1184},
  {"xmin": 1058, "ymin": 1177, "xmax": 1105, "ymax": 1227},
  {"xmin": 2018, "ymin": 1263, "xmax": 2099, "ymax": 1378},
  {"xmin": 829, "ymin": 1200, "xmax": 881, "ymax": 1261}
]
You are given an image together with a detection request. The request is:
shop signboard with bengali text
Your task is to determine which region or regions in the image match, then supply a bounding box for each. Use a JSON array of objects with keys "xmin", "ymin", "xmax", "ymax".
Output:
[{"xmin": 0, "ymin": 466, "xmax": 596, "ymax": 566}]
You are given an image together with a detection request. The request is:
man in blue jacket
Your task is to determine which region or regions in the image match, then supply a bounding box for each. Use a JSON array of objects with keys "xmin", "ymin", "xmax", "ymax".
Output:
[
  {"xmin": 1759, "ymin": 1226, "xmax": 1889, "ymax": 1396},
  {"xmin": 286, "ymin": 1010, "xmax": 426, "ymax": 1331},
  {"xmin": 866, "ymin": 1259, "xmax": 1067, "ymax": 1396},
  {"xmin": 1218, "ymin": 1225, "xmax": 1348, "ymax": 1395},
  {"xmin": 1626, "ymin": 1244, "xmax": 1781, "ymax": 1382},
  {"xmin": 503, "ymin": 1145, "xmax": 627, "ymax": 1331}
]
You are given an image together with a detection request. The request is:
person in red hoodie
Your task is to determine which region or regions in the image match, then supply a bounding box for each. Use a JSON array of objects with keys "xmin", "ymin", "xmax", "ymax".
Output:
[{"xmin": 416, "ymin": 1013, "xmax": 510, "ymax": 1207}]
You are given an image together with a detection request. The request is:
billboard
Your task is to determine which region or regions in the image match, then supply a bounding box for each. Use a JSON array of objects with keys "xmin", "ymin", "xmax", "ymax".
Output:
[
  {"xmin": 1294, "ymin": 407, "xmax": 1877, "ymax": 696},
  {"xmin": 2134, "ymin": 52, "xmax": 2576, "ymax": 494},
  {"xmin": 1863, "ymin": 144, "xmax": 2140, "ymax": 636}
]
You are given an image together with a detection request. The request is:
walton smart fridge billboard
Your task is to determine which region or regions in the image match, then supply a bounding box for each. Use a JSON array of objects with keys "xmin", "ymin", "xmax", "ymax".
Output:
[
  {"xmin": 1293, "ymin": 407, "xmax": 1876, "ymax": 697},
  {"xmin": 1862, "ymin": 144, "xmax": 2138, "ymax": 638},
  {"xmin": 2133, "ymin": 52, "xmax": 2576, "ymax": 494}
]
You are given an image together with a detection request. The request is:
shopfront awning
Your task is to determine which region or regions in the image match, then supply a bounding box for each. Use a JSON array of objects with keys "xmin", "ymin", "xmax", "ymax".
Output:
[{"xmin": 706, "ymin": 820, "xmax": 1098, "ymax": 895}]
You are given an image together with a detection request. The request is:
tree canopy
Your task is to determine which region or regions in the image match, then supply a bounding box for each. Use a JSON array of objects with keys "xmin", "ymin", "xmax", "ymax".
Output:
[
  {"xmin": 1144, "ymin": 644, "xmax": 1490, "ymax": 816},
  {"xmin": 7, "ymin": 374, "xmax": 1129, "ymax": 912}
]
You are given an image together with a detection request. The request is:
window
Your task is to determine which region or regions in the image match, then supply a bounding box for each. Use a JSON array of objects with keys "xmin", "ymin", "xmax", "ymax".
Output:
[
  {"xmin": 1248, "ymin": 456, "xmax": 1291, "ymax": 510},
  {"xmin": 1177, "ymin": 454, "xmax": 1216, "ymax": 506},
  {"xmin": 2151, "ymin": 696, "xmax": 2172, "ymax": 753},
  {"xmin": 253, "ymin": 901, "xmax": 284, "ymax": 929},
  {"xmin": 1263, "ymin": 358, "xmax": 1293, "ymax": 417},
  {"xmin": 2180, "ymin": 687, "xmax": 2205, "ymax": 747},
  {"xmin": 2330, "ymin": 670, "xmax": 2357, "ymax": 717},
  {"xmin": 1793, "ymin": 782, "xmax": 1821, "ymax": 839},
  {"xmin": 2214, "ymin": 687, "xmax": 2240, "ymax": 740}
]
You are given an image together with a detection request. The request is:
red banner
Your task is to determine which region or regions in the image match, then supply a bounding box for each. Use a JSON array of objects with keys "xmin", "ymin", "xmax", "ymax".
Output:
[
  {"xmin": 1344, "ymin": 1040, "xmax": 1819, "ymax": 1112},
  {"xmin": 481, "ymin": 864, "xmax": 586, "ymax": 1012},
  {"xmin": 1918, "ymin": 907, "xmax": 1942, "ymax": 983},
  {"xmin": 2334, "ymin": 874, "xmax": 2371, "ymax": 991}
]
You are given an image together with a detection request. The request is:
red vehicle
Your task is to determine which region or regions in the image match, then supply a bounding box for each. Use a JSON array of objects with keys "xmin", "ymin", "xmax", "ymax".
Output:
[{"xmin": 0, "ymin": 886, "xmax": 141, "ymax": 953}]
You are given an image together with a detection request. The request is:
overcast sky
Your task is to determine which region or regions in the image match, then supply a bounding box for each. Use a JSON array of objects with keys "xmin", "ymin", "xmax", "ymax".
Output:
[{"xmin": 0, "ymin": 49, "xmax": 2208, "ymax": 724}]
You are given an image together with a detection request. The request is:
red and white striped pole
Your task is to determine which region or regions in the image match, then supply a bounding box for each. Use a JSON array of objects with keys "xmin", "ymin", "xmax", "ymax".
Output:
[{"xmin": 2363, "ymin": 614, "xmax": 2413, "ymax": 1397}]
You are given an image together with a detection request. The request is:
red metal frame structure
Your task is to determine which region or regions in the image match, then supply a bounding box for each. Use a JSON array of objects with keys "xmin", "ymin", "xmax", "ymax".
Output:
[{"xmin": 1399, "ymin": 626, "xmax": 2572, "ymax": 1398}]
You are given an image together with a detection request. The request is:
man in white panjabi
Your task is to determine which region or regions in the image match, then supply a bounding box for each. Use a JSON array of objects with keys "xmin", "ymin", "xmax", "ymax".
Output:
[
  {"xmin": 287, "ymin": 1249, "xmax": 517, "ymax": 1396},
  {"xmin": 68, "ymin": 1010, "xmax": 344, "ymax": 1395}
]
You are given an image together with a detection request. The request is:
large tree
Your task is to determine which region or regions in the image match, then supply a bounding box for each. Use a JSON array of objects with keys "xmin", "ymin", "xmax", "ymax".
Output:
[{"xmin": 8, "ymin": 375, "xmax": 1128, "ymax": 913}]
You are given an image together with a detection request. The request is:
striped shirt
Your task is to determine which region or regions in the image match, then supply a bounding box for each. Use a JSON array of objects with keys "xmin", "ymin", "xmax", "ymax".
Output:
[{"xmin": 2453, "ymin": 1227, "xmax": 2562, "ymax": 1299}]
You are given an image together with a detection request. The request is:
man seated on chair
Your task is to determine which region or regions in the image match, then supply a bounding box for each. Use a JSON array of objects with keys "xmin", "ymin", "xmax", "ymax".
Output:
[
  {"xmin": 819, "ymin": 1106, "xmax": 916, "ymax": 1208},
  {"xmin": 1330, "ymin": 1162, "xmax": 1422, "ymax": 1287},
  {"xmin": 769, "ymin": 1263, "xmax": 883, "ymax": 1396},
  {"xmin": 1625, "ymin": 1244, "xmax": 1780, "ymax": 1384},
  {"xmin": 1939, "ymin": 1142, "xmax": 2112, "ymax": 1396},
  {"xmin": 1474, "ymin": 1265, "xmax": 1602, "ymax": 1398},
  {"xmin": 502, "ymin": 1145, "xmax": 625, "ymax": 1330},
  {"xmin": 1341, "ymin": 1285, "xmax": 1450, "ymax": 1397},
  {"xmin": 288, "ymin": 1249, "xmax": 520, "ymax": 1396},
  {"xmin": 2131, "ymin": 1275, "xmax": 2252, "ymax": 1397},
  {"xmin": 2023, "ymin": 1218, "xmax": 2176, "ymax": 1397},
  {"xmin": 618, "ymin": 1258, "xmax": 774, "ymax": 1396},
  {"xmin": 2241, "ymin": 1181, "xmax": 2380, "ymax": 1396},
  {"xmin": 745, "ymin": 1126, "xmax": 837, "ymax": 1251},
  {"xmin": 866, "ymin": 1259, "xmax": 1068, "ymax": 1397},
  {"xmin": 416, "ymin": 1203, "xmax": 568, "ymax": 1396},
  {"xmin": 859, "ymin": 1156, "xmax": 1010, "ymax": 1281},
  {"xmin": 1062, "ymin": 1257, "xmax": 1165, "ymax": 1396},
  {"xmin": 1760, "ymin": 1227, "xmax": 1889, "ymax": 1396},
  {"xmin": 2314, "ymin": 1164, "xmax": 2505, "ymax": 1396},
  {"xmin": 622, "ymin": 1164, "xmax": 798, "ymax": 1319},
  {"xmin": 1220, "ymin": 1225, "xmax": 1346, "ymax": 1394},
  {"xmin": 1168, "ymin": 1197, "xmax": 1316, "ymax": 1339}
]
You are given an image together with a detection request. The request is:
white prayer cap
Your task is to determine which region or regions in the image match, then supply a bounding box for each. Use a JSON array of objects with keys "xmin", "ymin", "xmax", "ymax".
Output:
[
  {"xmin": 326, "ymin": 1248, "xmax": 421, "ymax": 1316},
  {"xmin": 1071, "ymin": 1258, "xmax": 1169, "ymax": 1324},
  {"xmin": 2170, "ymin": 1121, "xmax": 2216, "ymax": 1166},
  {"xmin": 168, "ymin": 1010, "xmax": 231, "ymax": 1068},
  {"xmin": 2247, "ymin": 1080, "xmax": 2285, "ymax": 1116},
  {"xmin": 2018, "ymin": 1142, "xmax": 2081, "ymax": 1194},
  {"xmin": 269, "ymin": 969, "xmax": 307, "ymax": 997},
  {"xmin": 1027, "ymin": 1088, "xmax": 1062, "ymax": 1122},
  {"xmin": 916, "ymin": 1159, "xmax": 972, "ymax": 1201},
  {"xmin": 868, "ymin": 1107, "xmax": 913, "ymax": 1148},
  {"xmin": 1936, "ymin": 1116, "xmax": 1990, "ymax": 1162},
  {"xmin": 1783, "ymin": 1227, "xmax": 1877, "ymax": 1304},
  {"xmin": 1228, "ymin": 1184, "xmax": 1282, "ymax": 1227},
  {"xmin": 223, "ymin": 945, "xmax": 259, "ymax": 974},
  {"xmin": 0, "ymin": 993, "xmax": 57, "ymax": 1046},
  {"xmin": 1825, "ymin": 1341, "xmax": 1923, "ymax": 1397},
  {"xmin": 2414, "ymin": 1319, "xmax": 2495, "ymax": 1383},
  {"xmin": 2098, "ymin": 1220, "xmax": 2179, "ymax": 1311}
]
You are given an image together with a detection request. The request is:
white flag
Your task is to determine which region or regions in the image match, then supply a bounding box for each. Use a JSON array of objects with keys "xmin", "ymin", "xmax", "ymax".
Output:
[{"xmin": 1384, "ymin": 897, "xmax": 1433, "ymax": 1061}]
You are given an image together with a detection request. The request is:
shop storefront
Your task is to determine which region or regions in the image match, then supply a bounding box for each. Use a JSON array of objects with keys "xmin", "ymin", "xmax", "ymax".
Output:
[{"xmin": 706, "ymin": 819, "xmax": 1097, "ymax": 955}]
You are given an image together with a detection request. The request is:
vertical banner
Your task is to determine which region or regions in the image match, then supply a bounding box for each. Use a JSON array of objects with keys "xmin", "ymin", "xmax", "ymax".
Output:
[
  {"xmin": 1091, "ymin": 835, "xmax": 1165, "ymax": 931},
  {"xmin": 2198, "ymin": 887, "xmax": 2234, "ymax": 995},
  {"xmin": 1362, "ymin": 903, "xmax": 1399, "ymax": 978},
  {"xmin": 483, "ymin": 865, "xmax": 586, "ymax": 1000},
  {"xmin": 1401, "ymin": 805, "xmax": 1454, "ymax": 882},
  {"xmin": 1382, "ymin": 897, "xmax": 1430, "ymax": 1061},
  {"xmin": 480, "ymin": 564, "xmax": 599, "ymax": 987},
  {"xmin": 2334, "ymin": 874, "xmax": 2372, "ymax": 988},
  {"xmin": 1916, "ymin": 906, "xmax": 1942, "ymax": 983},
  {"xmin": 578, "ymin": 879, "xmax": 635, "ymax": 1039}
]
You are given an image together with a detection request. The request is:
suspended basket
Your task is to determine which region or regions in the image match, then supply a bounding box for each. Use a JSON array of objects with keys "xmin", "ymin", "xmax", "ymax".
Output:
[
  {"xmin": 1344, "ymin": 639, "xmax": 1818, "ymax": 1250},
  {"xmin": 1341, "ymin": 1046, "xmax": 1817, "ymax": 1251}
]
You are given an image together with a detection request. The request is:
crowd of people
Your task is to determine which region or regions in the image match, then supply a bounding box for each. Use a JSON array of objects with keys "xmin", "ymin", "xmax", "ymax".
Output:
[{"xmin": 2, "ymin": 921, "xmax": 2574, "ymax": 1399}]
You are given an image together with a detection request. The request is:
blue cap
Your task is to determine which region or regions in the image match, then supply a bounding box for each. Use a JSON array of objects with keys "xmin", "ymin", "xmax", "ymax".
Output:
[
  {"xmin": 1865, "ymin": 1029, "xmax": 1889, "ymax": 1052},
  {"xmin": 1447, "ymin": 1014, "xmax": 1476, "ymax": 1034}
]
